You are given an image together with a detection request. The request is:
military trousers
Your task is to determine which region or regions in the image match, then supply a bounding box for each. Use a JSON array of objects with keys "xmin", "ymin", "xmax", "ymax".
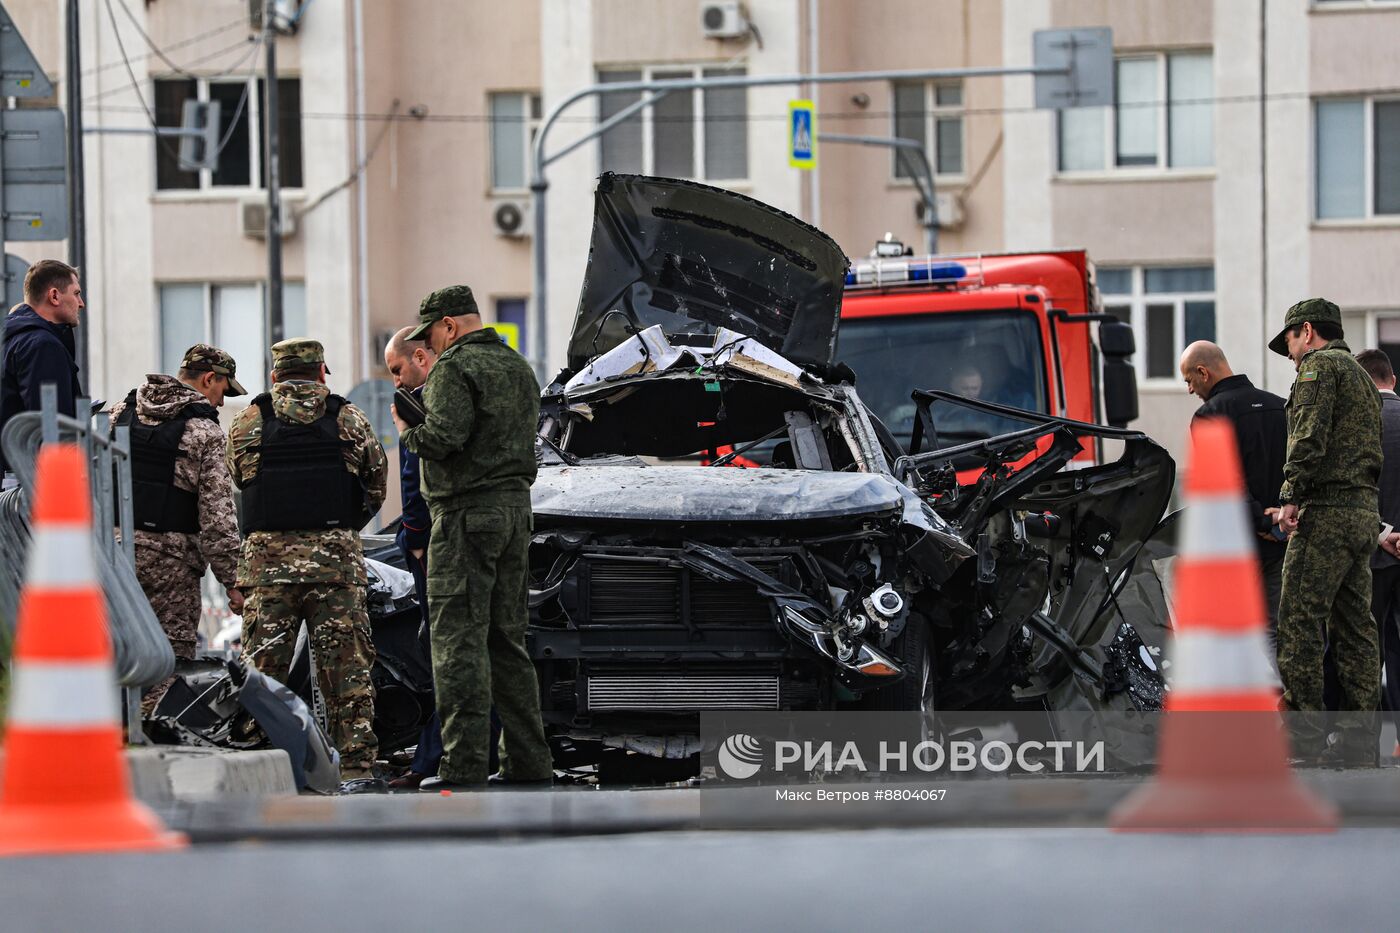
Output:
[
  {"xmin": 135, "ymin": 547, "xmax": 202, "ymax": 715},
  {"xmin": 242, "ymin": 583, "xmax": 379, "ymax": 775},
  {"xmin": 427, "ymin": 503, "xmax": 552, "ymax": 785},
  {"xmin": 135, "ymin": 547, "xmax": 202, "ymax": 660},
  {"xmin": 1278, "ymin": 505, "xmax": 1381, "ymax": 753}
]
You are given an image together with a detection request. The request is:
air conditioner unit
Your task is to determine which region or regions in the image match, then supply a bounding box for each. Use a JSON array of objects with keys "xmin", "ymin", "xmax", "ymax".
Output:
[
  {"xmin": 701, "ymin": 1, "xmax": 749, "ymax": 39},
  {"xmin": 240, "ymin": 199, "xmax": 297, "ymax": 240},
  {"xmin": 915, "ymin": 191, "xmax": 966, "ymax": 231},
  {"xmin": 492, "ymin": 199, "xmax": 532, "ymax": 239}
]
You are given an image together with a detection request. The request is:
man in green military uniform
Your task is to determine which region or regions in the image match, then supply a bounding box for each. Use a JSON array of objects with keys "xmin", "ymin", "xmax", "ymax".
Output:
[
  {"xmin": 1268, "ymin": 298, "xmax": 1384, "ymax": 765},
  {"xmin": 226, "ymin": 338, "xmax": 389, "ymax": 791},
  {"xmin": 393, "ymin": 285, "xmax": 553, "ymax": 790}
]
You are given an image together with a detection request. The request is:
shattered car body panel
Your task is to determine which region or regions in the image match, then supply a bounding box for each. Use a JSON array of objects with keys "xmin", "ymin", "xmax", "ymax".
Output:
[
  {"xmin": 529, "ymin": 175, "xmax": 1176, "ymax": 763},
  {"xmin": 566, "ymin": 173, "xmax": 849, "ymax": 373}
]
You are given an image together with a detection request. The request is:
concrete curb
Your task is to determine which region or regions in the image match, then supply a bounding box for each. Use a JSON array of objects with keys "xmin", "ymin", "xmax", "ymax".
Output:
[
  {"xmin": 156, "ymin": 767, "xmax": 1400, "ymax": 843},
  {"xmin": 154, "ymin": 748, "xmax": 297, "ymax": 801},
  {"xmin": 1, "ymin": 745, "xmax": 296, "ymax": 806}
]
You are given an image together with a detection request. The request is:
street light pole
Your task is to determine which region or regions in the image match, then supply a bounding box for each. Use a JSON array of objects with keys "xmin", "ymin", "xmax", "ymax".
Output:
[
  {"xmin": 527, "ymin": 61, "xmax": 1079, "ymax": 382},
  {"xmin": 817, "ymin": 133, "xmax": 940, "ymax": 254},
  {"xmin": 66, "ymin": 0, "xmax": 87, "ymax": 383},
  {"xmin": 263, "ymin": 2, "xmax": 284, "ymax": 350}
]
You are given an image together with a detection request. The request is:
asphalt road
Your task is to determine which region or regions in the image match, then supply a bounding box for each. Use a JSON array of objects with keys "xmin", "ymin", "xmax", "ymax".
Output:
[{"xmin": 3, "ymin": 826, "xmax": 1398, "ymax": 932}]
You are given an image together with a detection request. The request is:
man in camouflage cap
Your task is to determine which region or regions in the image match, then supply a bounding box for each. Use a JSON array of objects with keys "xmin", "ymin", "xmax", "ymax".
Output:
[
  {"xmin": 226, "ymin": 338, "xmax": 389, "ymax": 791},
  {"xmin": 1269, "ymin": 298, "xmax": 1384, "ymax": 765},
  {"xmin": 110, "ymin": 344, "xmax": 246, "ymax": 713},
  {"xmin": 394, "ymin": 286, "xmax": 554, "ymax": 789}
]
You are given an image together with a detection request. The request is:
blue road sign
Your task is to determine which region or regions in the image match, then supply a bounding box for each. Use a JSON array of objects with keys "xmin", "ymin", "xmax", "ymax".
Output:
[{"xmin": 789, "ymin": 100, "xmax": 815, "ymax": 169}]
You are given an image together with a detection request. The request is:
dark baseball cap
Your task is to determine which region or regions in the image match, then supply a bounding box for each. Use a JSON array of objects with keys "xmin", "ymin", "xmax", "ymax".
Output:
[
  {"xmin": 405, "ymin": 285, "xmax": 479, "ymax": 341},
  {"xmin": 180, "ymin": 343, "xmax": 247, "ymax": 397},
  {"xmin": 1269, "ymin": 298, "xmax": 1343, "ymax": 357}
]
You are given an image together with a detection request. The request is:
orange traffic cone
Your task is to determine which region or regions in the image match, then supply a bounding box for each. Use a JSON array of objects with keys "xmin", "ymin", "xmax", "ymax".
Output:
[
  {"xmin": 1110, "ymin": 418, "xmax": 1336, "ymax": 832},
  {"xmin": 0, "ymin": 444, "xmax": 186, "ymax": 855}
]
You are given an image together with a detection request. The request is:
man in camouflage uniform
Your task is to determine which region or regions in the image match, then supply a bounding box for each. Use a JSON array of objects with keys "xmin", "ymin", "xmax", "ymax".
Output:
[
  {"xmin": 1269, "ymin": 298, "xmax": 1384, "ymax": 765},
  {"xmin": 109, "ymin": 345, "xmax": 246, "ymax": 712},
  {"xmin": 227, "ymin": 339, "xmax": 388, "ymax": 788},
  {"xmin": 394, "ymin": 286, "xmax": 553, "ymax": 789}
]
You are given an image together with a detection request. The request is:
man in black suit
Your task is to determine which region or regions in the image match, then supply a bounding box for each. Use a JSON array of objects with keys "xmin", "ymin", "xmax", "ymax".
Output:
[
  {"xmin": 1180, "ymin": 341, "xmax": 1289, "ymax": 661},
  {"xmin": 1356, "ymin": 349, "xmax": 1400, "ymax": 746}
]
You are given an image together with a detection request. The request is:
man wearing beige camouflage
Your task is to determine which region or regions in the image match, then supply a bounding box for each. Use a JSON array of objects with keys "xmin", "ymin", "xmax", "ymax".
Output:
[
  {"xmin": 110, "ymin": 345, "xmax": 246, "ymax": 712},
  {"xmin": 226, "ymin": 338, "xmax": 388, "ymax": 791}
]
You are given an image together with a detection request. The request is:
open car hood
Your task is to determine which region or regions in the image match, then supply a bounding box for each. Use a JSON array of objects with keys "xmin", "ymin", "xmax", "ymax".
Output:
[{"xmin": 567, "ymin": 174, "xmax": 850, "ymax": 373}]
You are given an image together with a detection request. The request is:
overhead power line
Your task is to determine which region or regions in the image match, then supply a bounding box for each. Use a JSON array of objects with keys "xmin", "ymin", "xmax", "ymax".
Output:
[
  {"xmin": 81, "ymin": 16, "xmax": 247, "ymax": 80},
  {"xmin": 83, "ymin": 37, "xmax": 260, "ymax": 108},
  {"xmin": 97, "ymin": 0, "xmax": 265, "ymax": 168},
  {"xmin": 83, "ymin": 82, "xmax": 1400, "ymax": 126},
  {"xmin": 111, "ymin": 0, "xmax": 256, "ymax": 81}
]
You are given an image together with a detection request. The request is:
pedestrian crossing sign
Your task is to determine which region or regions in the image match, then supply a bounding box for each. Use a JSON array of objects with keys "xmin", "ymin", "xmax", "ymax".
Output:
[{"xmin": 789, "ymin": 100, "xmax": 816, "ymax": 169}]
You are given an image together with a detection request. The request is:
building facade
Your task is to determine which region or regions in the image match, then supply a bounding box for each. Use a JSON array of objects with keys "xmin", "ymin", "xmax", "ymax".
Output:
[{"xmin": 6, "ymin": 0, "xmax": 1400, "ymax": 466}]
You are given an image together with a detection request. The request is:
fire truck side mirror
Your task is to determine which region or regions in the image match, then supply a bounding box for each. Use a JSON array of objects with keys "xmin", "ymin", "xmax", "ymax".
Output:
[{"xmin": 1098, "ymin": 321, "xmax": 1138, "ymax": 428}]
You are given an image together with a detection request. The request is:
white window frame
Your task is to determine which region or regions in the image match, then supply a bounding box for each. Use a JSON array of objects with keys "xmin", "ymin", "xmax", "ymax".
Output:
[
  {"xmin": 596, "ymin": 64, "xmax": 749, "ymax": 183},
  {"xmin": 1313, "ymin": 94, "xmax": 1400, "ymax": 222},
  {"xmin": 889, "ymin": 80, "xmax": 966, "ymax": 182},
  {"xmin": 1311, "ymin": 0, "xmax": 1400, "ymax": 10},
  {"xmin": 153, "ymin": 75, "xmax": 303, "ymax": 196},
  {"xmin": 156, "ymin": 282, "xmax": 307, "ymax": 393},
  {"xmin": 1355, "ymin": 309, "xmax": 1400, "ymax": 349},
  {"xmin": 1098, "ymin": 266, "xmax": 1216, "ymax": 385},
  {"xmin": 488, "ymin": 90, "xmax": 541, "ymax": 194},
  {"xmin": 1056, "ymin": 50, "xmax": 1214, "ymax": 176}
]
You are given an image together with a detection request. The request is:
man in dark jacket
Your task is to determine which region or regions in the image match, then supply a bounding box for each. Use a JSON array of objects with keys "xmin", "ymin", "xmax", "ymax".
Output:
[
  {"xmin": 1356, "ymin": 349, "xmax": 1400, "ymax": 745},
  {"xmin": 1, "ymin": 260, "xmax": 85, "ymax": 476},
  {"xmin": 1180, "ymin": 340, "xmax": 1289, "ymax": 657},
  {"xmin": 384, "ymin": 325, "xmax": 444, "ymax": 786}
]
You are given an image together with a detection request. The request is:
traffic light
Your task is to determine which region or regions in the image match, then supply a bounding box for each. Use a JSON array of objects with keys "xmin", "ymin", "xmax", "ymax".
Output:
[{"xmin": 177, "ymin": 100, "xmax": 222, "ymax": 173}]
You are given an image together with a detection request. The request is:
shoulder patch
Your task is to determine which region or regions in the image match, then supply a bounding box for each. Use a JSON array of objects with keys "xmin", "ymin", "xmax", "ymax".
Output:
[{"xmin": 1300, "ymin": 371, "xmax": 1318, "ymax": 382}]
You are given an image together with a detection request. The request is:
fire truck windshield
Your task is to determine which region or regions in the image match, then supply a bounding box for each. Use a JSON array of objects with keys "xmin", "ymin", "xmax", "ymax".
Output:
[{"xmin": 838, "ymin": 310, "xmax": 1049, "ymax": 450}]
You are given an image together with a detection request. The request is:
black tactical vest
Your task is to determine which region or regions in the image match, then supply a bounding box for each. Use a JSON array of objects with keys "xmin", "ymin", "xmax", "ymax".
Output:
[
  {"xmin": 238, "ymin": 393, "xmax": 370, "ymax": 533},
  {"xmin": 114, "ymin": 388, "xmax": 220, "ymax": 534}
]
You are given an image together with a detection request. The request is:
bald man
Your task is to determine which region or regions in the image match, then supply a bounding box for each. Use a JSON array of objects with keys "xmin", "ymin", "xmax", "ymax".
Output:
[{"xmin": 1181, "ymin": 341, "xmax": 1290, "ymax": 656}]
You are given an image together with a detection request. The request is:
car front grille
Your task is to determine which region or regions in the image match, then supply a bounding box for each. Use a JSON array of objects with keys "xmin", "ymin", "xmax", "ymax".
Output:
[
  {"xmin": 585, "ymin": 671, "xmax": 781, "ymax": 711},
  {"xmin": 584, "ymin": 557, "xmax": 780, "ymax": 628}
]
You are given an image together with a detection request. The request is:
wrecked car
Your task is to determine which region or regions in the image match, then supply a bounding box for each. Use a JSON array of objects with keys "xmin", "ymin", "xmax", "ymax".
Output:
[{"xmin": 527, "ymin": 174, "xmax": 1176, "ymax": 767}]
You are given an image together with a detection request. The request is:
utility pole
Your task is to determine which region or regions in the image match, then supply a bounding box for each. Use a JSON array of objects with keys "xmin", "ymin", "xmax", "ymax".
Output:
[
  {"xmin": 263, "ymin": 0, "xmax": 284, "ymax": 348},
  {"xmin": 66, "ymin": 0, "xmax": 87, "ymax": 383}
]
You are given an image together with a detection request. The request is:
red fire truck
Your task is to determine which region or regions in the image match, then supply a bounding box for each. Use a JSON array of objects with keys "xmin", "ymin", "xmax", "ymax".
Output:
[{"xmin": 837, "ymin": 243, "xmax": 1138, "ymax": 465}]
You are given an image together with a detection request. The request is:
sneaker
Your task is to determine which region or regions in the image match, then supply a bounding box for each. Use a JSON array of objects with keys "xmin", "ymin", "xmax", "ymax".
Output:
[
  {"xmin": 339, "ymin": 777, "xmax": 389, "ymax": 795},
  {"xmin": 419, "ymin": 775, "xmax": 485, "ymax": 792}
]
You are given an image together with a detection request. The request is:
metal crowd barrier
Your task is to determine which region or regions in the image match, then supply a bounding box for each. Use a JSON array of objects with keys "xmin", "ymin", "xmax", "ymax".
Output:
[{"xmin": 1, "ymin": 385, "xmax": 175, "ymax": 741}]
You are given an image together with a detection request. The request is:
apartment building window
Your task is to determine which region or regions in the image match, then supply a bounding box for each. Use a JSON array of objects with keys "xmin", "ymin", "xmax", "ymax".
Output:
[
  {"xmin": 154, "ymin": 77, "xmax": 303, "ymax": 192},
  {"xmin": 1315, "ymin": 97, "xmax": 1400, "ymax": 219},
  {"xmin": 597, "ymin": 66, "xmax": 748, "ymax": 181},
  {"xmin": 891, "ymin": 81, "xmax": 965, "ymax": 178},
  {"xmin": 1058, "ymin": 52, "xmax": 1213, "ymax": 172},
  {"xmin": 490, "ymin": 92, "xmax": 541, "ymax": 191},
  {"xmin": 159, "ymin": 282, "xmax": 307, "ymax": 397},
  {"xmin": 1098, "ymin": 266, "xmax": 1216, "ymax": 381}
]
